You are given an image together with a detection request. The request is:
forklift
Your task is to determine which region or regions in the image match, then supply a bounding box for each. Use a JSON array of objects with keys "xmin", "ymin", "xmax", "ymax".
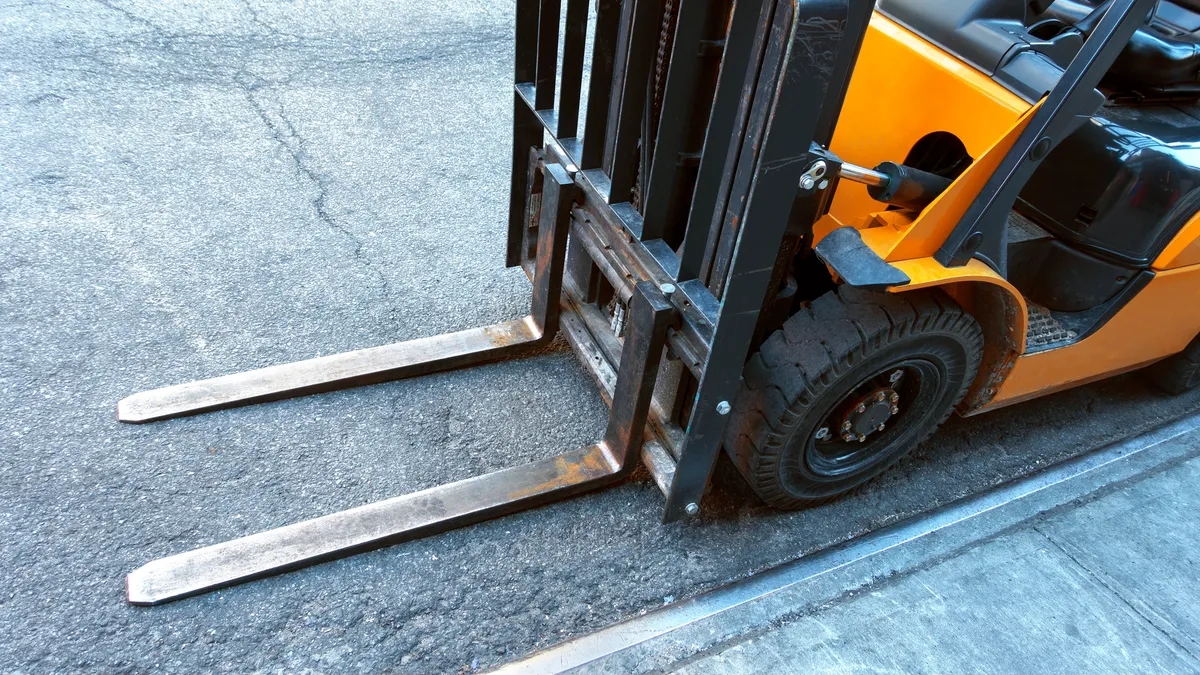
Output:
[{"xmin": 119, "ymin": 0, "xmax": 1200, "ymax": 604}]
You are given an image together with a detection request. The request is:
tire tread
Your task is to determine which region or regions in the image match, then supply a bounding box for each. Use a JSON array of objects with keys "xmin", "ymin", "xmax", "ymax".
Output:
[{"xmin": 727, "ymin": 286, "xmax": 984, "ymax": 509}]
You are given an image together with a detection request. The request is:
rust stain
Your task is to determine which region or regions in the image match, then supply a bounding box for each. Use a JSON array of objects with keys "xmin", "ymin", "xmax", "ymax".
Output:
[
  {"xmin": 504, "ymin": 448, "xmax": 613, "ymax": 501},
  {"xmin": 483, "ymin": 320, "xmax": 535, "ymax": 348}
]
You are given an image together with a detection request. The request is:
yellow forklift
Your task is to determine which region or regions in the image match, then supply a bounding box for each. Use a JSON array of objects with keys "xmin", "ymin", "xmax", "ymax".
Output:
[{"xmin": 118, "ymin": 0, "xmax": 1200, "ymax": 604}]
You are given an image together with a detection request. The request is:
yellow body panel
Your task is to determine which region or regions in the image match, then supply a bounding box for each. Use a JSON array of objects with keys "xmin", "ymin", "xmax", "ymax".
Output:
[
  {"xmin": 1154, "ymin": 211, "xmax": 1200, "ymax": 269},
  {"xmin": 979, "ymin": 264, "xmax": 1200, "ymax": 411},
  {"xmin": 888, "ymin": 258, "xmax": 1027, "ymax": 351},
  {"xmin": 887, "ymin": 108, "xmax": 1037, "ymax": 261},
  {"xmin": 827, "ymin": 15, "xmax": 1029, "ymax": 227}
]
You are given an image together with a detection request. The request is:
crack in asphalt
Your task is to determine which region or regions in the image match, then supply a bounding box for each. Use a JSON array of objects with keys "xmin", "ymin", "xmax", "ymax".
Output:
[
  {"xmin": 90, "ymin": 0, "xmax": 167, "ymax": 36},
  {"xmin": 235, "ymin": 70, "xmax": 400, "ymax": 329},
  {"xmin": 239, "ymin": 0, "xmax": 279, "ymax": 36}
]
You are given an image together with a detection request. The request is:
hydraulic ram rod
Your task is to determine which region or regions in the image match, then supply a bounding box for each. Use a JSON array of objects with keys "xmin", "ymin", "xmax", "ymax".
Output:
[
  {"xmin": 838, "ymin": 161, "xmax": 889, "ymax": 187},
  {"xmin": 837, "ymin": 160, "xmax": 952, "ymax": 211}
]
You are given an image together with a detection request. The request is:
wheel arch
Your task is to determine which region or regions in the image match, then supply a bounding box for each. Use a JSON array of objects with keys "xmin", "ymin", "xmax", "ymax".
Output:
[{"xmin": 886, "ymin": 258, "xmax": 1028, "ymax": 413}]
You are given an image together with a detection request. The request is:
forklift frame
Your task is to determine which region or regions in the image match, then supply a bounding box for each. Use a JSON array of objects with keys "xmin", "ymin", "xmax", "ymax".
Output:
[{"xmin": 121, "ymin": 0, "xmax": 1157, "ymax": 605}]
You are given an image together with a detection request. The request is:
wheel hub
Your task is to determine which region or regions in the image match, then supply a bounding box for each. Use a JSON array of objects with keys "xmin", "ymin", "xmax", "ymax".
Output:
[{"xmin": 840, "ymin": 387, "xmax": 901, "ymax": 442}]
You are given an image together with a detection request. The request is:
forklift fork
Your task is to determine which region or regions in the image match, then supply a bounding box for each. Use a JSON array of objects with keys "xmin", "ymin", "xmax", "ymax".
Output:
[
  {"xmin": 125, "ymin": 164, "xmax": 677, "ymax": 604},
  {"xmin": 118, "ymin": 163, "xmax": 582, "ymax": 426}
]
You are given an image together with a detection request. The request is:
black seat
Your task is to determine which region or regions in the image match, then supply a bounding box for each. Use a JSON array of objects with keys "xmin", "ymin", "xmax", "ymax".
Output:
[
  {"xmin": 1108, "ymin": 24, "xmax": 1200, "ymax": 88},
  {"xmin": 1044, "ymin": 0, "xmax": 1200, "ymax": 93}
]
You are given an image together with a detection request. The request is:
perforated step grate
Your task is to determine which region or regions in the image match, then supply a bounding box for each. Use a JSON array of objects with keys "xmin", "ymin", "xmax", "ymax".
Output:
[{"xmin": 1026, "ymin": 303, "xmax": 1077, "ymax": 350}]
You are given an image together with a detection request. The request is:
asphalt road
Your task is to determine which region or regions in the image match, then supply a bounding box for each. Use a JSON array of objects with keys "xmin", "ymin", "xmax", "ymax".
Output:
[{"xmin": 2, "ymin": 2, "xmax": 1198, "ymax": 672}]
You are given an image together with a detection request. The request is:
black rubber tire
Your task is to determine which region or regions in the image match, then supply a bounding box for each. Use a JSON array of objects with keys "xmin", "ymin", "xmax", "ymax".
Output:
[
  {"xmin": 724, "ymin": 286, "xmax": 984, "ymax": 510},
  {"xmin": 1147, "ymin": 334, "xmax": 1200, "ymax": 395}
]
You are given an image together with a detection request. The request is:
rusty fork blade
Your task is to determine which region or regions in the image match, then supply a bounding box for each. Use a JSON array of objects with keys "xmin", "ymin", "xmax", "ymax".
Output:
[
  {"xmin": 117, "ymin": 316, "xmax": 544, "ymax": 424},
  {"xmin": 126, "ymin": 443, "xmax": 621, "ymax": 605}
]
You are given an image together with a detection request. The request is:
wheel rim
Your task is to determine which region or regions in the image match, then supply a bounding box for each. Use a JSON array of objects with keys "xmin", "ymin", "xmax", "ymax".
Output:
[{"xmin": 803, "ymin": 359, "xmax": 944, "ymax": 479}]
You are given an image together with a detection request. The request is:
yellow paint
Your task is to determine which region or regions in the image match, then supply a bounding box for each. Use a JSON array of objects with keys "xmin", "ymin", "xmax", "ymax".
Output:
[
  {"xmin": 827, "ymin": 15, "xmax": 1030, "ymax": 227},
  {"xmin": 981, "ymin": 264, "xmax": 1200, "ymax": 410},
  {"xmin": 887, "ymin": 109, "xmax": 1037, "ymax": 261},
  {"xmin": 890, "ymin": 256, "xmax": 1027, "ymax": 336},
  {"xmin": 1154, "ymin": 210, "xmax": 1200, "ymax": 269}
]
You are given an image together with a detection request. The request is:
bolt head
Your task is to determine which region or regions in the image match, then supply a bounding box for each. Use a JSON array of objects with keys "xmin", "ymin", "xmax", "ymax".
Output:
[
  {"xmin": 660, "ymin": 283, "xmax": 677, "ymax": 297},
  {"xmin": 842, "ymin": 433, "xmax": 855, "ymax": 442},
  {"xmin": 716, "ymin": 401, "xmax": 732, "ymax": 415},
  {"xmin": 890, "ymin": 392, "xmax": 899, "ymax": 403},
  {"xmin": 685, "ymin": 502, "xmax": 700, "ymax": 516},
  {"xmin": 857, "ymin": 434, "xmax": 867, "ymax": 443},
  {"xmin": 815, "ymin": 427, "xmax": 831, "ymax": 440},
  {"xmin": 842, "ymin": 420, "xmax": 853, "ymax": 431},
  {"xmin": 856, "ymin": 403, "xmax": 867, "ymax": 413},
  {"xmin": 875, "ymin": 391, "xmax": 887, "ymax": 402},
  {"xmin": 891, "ymin": 405, "xmax": 900, "ymax": 414},
  {"xmin": 800, "ymin": 175, "xmax": 816, "ymax": 190},
  {"xmin": 889, "ymin": 370, "xmax": 903, "ymax": 383},
  {"xmin": 877, "ymin": 424, "xmax": 886, "ymax": 432}
]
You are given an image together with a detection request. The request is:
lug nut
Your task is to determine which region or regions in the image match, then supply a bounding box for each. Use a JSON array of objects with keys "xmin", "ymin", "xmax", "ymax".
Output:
[
  {"xmin": 856, "ymin": 403, "xmax": 867, "ymax": 413},
  {"xmin": 877, "ymin": 424, "xmax": 886, "ymax": 432},
  {"xmin": 842, "ymin": 420, "xmax": 853, "ymax": 431},
  {"xmin": 875, "ymin": 391, "xmax": 887, "ymax": 402},
  {"xmin": 890, "ymin": 392, "xmax": 899, "ymax": 403},
  {"xmin": 842, "ymin": 433, "xmax": 855, "ymax": 442},
  {"xmin": 857, "ymin": 434, "xmax": 867, "ymax": 443},
  {"xmin": 891, "ymin": 405, "xmax": 900, "ymax": 414}
]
